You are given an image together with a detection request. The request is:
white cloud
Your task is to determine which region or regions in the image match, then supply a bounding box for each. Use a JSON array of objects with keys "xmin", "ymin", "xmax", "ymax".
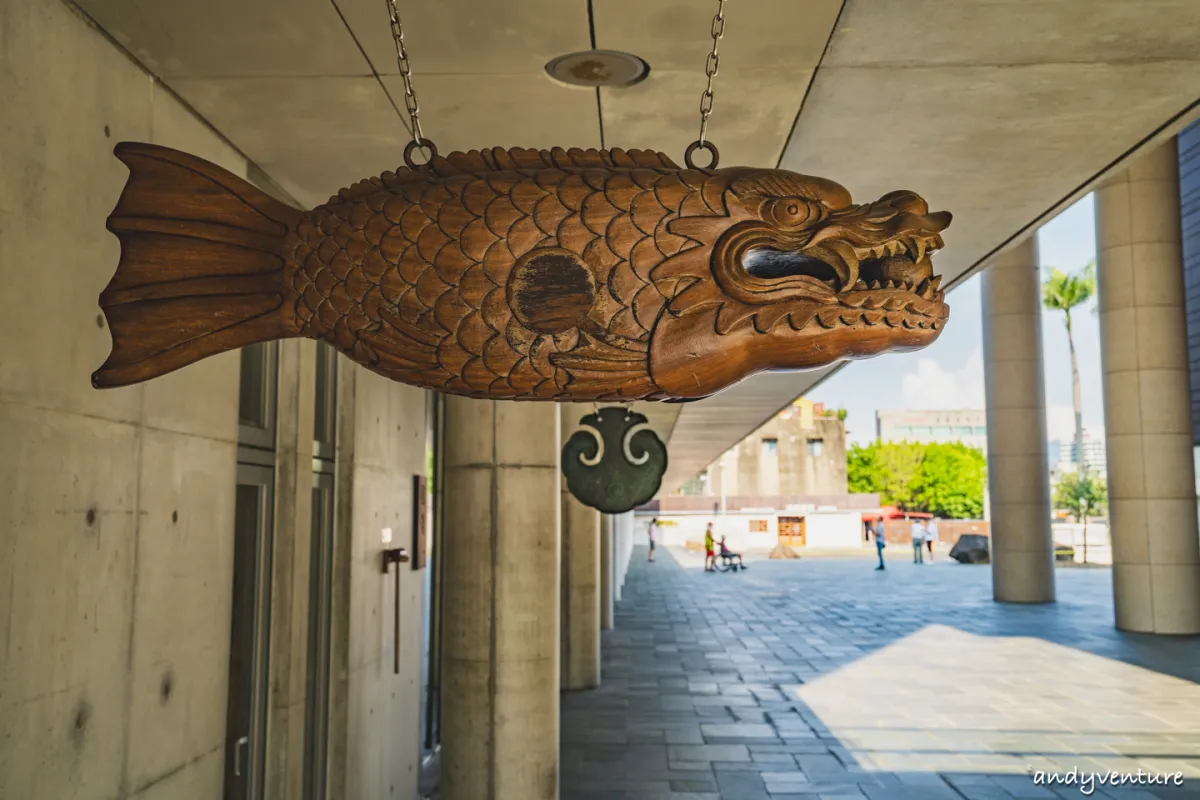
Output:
[
  {"xmin": 897, "ymin": 355, "xmax": 1092, "ymax": 443},
  {"xmin": 899, "ymin": 349, "xmax": 985, "ymax": 409},
  {"xmin": 1045, "ymin": 403, "xmax": 1077, "ymax": 443}
]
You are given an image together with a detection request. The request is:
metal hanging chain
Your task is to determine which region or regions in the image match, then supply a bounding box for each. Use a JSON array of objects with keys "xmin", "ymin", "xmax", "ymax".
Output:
[
  {"xmin": 685, "ymin": 0, "xmax": 726, "ymax": 171},
  {"xmin": 385, "ymin": 0, "xmax": 438, "ymax": 169}
]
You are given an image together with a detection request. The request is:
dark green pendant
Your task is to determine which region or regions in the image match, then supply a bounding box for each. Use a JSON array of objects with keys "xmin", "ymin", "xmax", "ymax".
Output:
[{"xmin": 561, "ymin": 407, "xmax": 668, "ymax": 514}]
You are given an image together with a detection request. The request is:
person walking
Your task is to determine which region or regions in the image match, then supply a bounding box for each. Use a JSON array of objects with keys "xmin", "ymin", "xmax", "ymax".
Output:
[
  {"xmin": 704, "ymin": 522, "xmax": 716, "ymax": 573},
  {"xmin": 647, "ymin": 517, "xmax": 658, "ymax": 562},
  {"xmin": 872, "ymin": 518, "xmax": 886, "ymax": 571},
  {"xmin": 925, "ymin": 516, "xmax": 938, "ymax": 563},
  {"xmin": 910, "ymin": 516, "xmax": 926, "ymax": 564}
]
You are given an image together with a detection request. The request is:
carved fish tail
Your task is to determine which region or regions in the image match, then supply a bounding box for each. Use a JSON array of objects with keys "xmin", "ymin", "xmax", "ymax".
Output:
[{"xmin": 92, "ymin": 143, "xmax": 304, "ymax": 389}]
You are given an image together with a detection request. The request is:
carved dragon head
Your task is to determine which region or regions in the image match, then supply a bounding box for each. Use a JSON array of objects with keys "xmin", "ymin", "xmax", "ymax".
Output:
[{"xmin": 649, "ymin": 168, "xmax": 951, "ymax": 398}]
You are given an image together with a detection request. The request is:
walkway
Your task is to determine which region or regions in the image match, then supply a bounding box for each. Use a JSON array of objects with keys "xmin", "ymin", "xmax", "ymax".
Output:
[{"xmin": 561, "ymin": 547, "xmax": 1200, "ymax": 799}]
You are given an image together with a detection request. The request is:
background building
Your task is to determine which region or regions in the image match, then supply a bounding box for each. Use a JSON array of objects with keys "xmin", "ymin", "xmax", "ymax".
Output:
[
  {"xmin": 1181, "ymin": 122, "xmax": 1200, "ymax": 472},
  {"xmin": 875, "ymin": 409, "xmax": 988, "ymax": 451},
  {"xmin": 1051, "ymin": 427, "xmax": 1108, "ymax": 478},
  {"xmin": 702, "ymin": 398, "xmax": 848, "ymax": 499}
]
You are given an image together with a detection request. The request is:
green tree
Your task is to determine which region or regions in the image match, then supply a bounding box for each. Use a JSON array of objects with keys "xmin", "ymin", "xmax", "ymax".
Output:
[
  {"xmin": 847, "ymin": 441, "xmax": 924, "ymax": 510},
  {"xmin": 1053, "ymin": 470, "xmax": 1108, "ymax": 563},
  {"xmin": 910, "ymin": 442, "xmax": 987, "ymax": 519},
  {"xmin": 849, "ymin": 440, "xmax": 986, "ymax": 518},
  {"xmin": 1042, "ymin": 261, "xmax": 1096, "ymax": 474}
]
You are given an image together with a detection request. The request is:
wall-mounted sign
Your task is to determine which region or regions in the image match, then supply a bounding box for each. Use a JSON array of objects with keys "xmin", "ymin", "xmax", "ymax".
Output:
[{"xmin": 412, "ymin": 475, "xmax": 427, "ymax": 571}]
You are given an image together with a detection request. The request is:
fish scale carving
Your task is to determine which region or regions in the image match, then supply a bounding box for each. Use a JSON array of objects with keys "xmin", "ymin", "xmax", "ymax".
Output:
[
  {"xmin": 282, "ymin": 149, "xmax": 707, "ymax": 400},
  {"xmin": 93, "ymin": 142, "xmax": 952, "ymax": 401}
]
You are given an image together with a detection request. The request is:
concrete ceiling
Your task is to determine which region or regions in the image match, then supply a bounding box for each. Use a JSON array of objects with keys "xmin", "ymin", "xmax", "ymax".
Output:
[
  {"xmin": 658, "ymin": 0, "xmax": 1200, "ymax": 494},
  {"xmin": 70, "ymin": 0, "xmax": 835, "ymax": 449},
  {"xmin": 70, "ymin": 0, "xmax": 1200, "ymax": 493}
]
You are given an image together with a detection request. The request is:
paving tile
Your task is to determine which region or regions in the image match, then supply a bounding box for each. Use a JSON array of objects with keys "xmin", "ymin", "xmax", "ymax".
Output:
[
  {"xmin": 556, "ymin": 548, "xmax": 1200, "ymax": 800},
  {"xmin": 669, "ymin": 745, "xmax": 752, "ymax": 763}
]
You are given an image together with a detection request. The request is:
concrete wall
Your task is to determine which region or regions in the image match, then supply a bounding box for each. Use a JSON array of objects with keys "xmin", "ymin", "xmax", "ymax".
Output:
[
  {"xmin": 733, "ymin": 415, "xmax": 848, "ymax": 497},
  {"xmin": 328, "ymin": 366, "xmax": 429, "ymax": 800},
  {"xmin": 0, "ymin": 1, "xmax": 245, "ymax": 796},
  {"xmin": 0, "ymin": 2, "xmax": 433, "ymax": 798}
]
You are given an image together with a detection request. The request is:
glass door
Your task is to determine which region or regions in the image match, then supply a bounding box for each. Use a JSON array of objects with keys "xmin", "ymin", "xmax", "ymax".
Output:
[
  {"xmin": 224, "ymin": 464, "xmax": 275, "ymax": 800},
  {"xmin": 225, "ymin": 342, "xmax": 278, "ymax": 800}
]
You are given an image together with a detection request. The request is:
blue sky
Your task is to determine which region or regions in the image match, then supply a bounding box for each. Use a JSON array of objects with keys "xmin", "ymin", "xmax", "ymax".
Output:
[{"xmin": 810, "ymin": 194, "xmax": 1104, "ymax": 446}]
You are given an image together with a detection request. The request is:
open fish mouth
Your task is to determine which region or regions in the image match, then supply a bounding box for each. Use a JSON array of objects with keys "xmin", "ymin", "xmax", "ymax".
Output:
[{"xmin": 738, "ymin": 232, "xmax": 946, "ymax": 302}]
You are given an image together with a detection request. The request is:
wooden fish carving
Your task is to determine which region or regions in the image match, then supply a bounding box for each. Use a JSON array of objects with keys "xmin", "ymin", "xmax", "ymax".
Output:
[{"xmin": 93, "ymin": 143, "xmax": 952, "ymax": 401}]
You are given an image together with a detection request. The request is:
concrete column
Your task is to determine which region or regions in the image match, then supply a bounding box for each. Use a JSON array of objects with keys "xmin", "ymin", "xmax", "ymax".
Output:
[
  {"xmin": 1095, "ymin": 139, "xmax": 1200, "ymax": 634},
  {"xmin": 613, "ymin": 512, "xmax": 625, "ymax": 601},
  {"xmin": 441, "ymin": 398, "xmax": 560, "ymax": 800},
  {"xmin": 600, "ymin": 514, "xmax": 614, "ymax": 630},
  {"xmin": 981, "ymin": 235, "xmax": 1056, "ymax": 603},
  {"xmin": 618, "ymin": 512, "xmax": 633, "ymax": 591},
  {"xmin": 560, "ymin": 410, "xmax": 601, "ymax": 690}
]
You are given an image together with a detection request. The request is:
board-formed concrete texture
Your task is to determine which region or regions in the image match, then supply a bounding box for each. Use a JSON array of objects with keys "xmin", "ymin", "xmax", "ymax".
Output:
[
  {"xmin": 0, "ymin": 1, "xmax": 242, "ymax": 797},
  {"xmin": 0, "ymin": 2, "xmax": 438, "ymax": 798},
  {"xmin": 327, "ymin": 364, "xmax": 430, "ymax": 799}
]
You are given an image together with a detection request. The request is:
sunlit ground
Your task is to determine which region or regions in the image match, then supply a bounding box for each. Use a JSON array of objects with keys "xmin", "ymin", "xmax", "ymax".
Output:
[
  {"xmin": 796, "ymin": 624, "xmax": 1200, "ymax": 778},
  {"xmin": 561, "ymin": 546, "xmax": 1200, "ymax": 798}
]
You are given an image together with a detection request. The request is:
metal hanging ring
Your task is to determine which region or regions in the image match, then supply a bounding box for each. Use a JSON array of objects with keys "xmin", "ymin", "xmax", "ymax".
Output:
[
  {"xmin": 403, "ymin": 138, "xmax": 438, "ymax": 170},
  {"xmin": 684, "ymin": 140, "xmax": 720, "ymax": 170}
]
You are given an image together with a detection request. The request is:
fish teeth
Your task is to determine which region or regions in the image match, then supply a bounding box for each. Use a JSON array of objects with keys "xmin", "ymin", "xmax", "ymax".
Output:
[
  {"xmin": 929, "ymin": 275, "xmax": 942, "ymax": 292},
  {"xmin": 855, "ymin": 279, "xmax": 868, "ymax": 290},
  {"xmin": 912, "ymin": 238, "xmax": 927, "ymax": 263},
  {"xmin": 869, "ymin": 280, "xmax": 882, "ymax": 290},
  {"xmin": 917, "ymin": 277, "xmax": 932, "ymax": 298},
  {"xmin": 932, "ymin": 234, "xmax": 945, "ymax": 249},
  {"xmin": 817, "ymin": 309, "xmax": 841, "ymax": 328}
]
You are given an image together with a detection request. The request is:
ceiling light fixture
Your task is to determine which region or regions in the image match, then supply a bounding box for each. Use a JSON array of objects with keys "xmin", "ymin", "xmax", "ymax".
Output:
[{"xmin": 544, "ymin": 50, "xmax": 650, "ymax": 88}]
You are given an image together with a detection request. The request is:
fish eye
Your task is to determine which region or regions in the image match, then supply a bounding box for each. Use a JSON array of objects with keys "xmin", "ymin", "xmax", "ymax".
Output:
[{"xmin": 767, "ymin": 197, "xmax": 825, "ymax": 229}]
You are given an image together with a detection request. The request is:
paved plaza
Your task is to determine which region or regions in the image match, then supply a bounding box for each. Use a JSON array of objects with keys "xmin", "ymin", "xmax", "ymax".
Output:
[{"xmin": 560, "ymin": 548, "xmax": 1200, "ymax": 799}]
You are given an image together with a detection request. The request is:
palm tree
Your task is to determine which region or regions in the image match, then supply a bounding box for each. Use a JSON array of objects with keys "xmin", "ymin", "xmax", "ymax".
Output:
[{"xmin": 1042, "ymin": 261, "xmax": 1096, "ymax": 477}]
